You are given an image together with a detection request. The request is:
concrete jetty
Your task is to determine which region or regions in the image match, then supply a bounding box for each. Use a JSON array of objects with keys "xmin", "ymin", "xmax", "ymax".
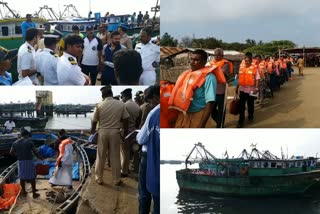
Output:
[{"xmin": 76, "ymin": 165, "xmax": 139, "ymax": 214}]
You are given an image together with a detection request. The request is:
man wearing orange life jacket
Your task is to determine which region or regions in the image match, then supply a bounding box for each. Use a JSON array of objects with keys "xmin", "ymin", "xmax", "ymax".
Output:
[
  {"xmin": 279, "ymin": 55, "xmax": 289, "ymax": 82},
  {"xmin": 273, "ymin": 56, "xmax": 281, "ymax": 89},
  {"xmin": 236, "ymin": 52, "xmax": 260, "ymax": 128},
  {"xmin": 160, "ymin": 80, "xmax": 177, "ymax": 128},
  {"xmin": 254, "ymin": 55, "xmax": 266, "ymax": 103},
  {"xmin": 264, "ymin": 56, "xmax": 275, "ymax": 97},
  {"xmin": 208, "ymin": 48, "xmax": 233, "ymax": 128},
  {"xmin": 286, "ymin": 56, "xmax": 294, "ymax": 80},
  {"xmin": 49, "ymin": 137, "xmax": 74, "ymax": 188},
  {"xmin": 168, "ymin": 49, "xmax": 217, "ymax": 128}
]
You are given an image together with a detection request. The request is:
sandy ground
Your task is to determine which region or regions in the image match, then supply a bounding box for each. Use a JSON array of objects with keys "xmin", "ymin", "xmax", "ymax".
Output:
[
  {"xmin": 161, "ymin": 66, "xmax": 320, "ymax": 128},
  {"xmin": 76, "ymin": 165, "xmax": 138, "ymax": 214},
  {"xmin": 224, "ymin": 67, "xmax": 320, "ymax": 128}
]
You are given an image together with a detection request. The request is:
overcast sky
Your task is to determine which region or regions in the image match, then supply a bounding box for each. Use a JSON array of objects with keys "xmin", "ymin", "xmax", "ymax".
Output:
[
  {"xmin": 161, "ymin": 129, "xmax": 320, "ymax": 161},
  {"xmin": 161, "ymin": 0, "xmax": 320, "ymax": 47},
  {"xmin": 3, "ymin": 0, "xmax": 159, "ymax": 18},
  {"xmin": 0, "ymin": 86, "xmax": 148, "ymax": 104}
]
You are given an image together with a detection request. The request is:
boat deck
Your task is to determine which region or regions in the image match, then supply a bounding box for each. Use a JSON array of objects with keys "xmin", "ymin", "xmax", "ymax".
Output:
[{"xmin": 12, "ymin": 179, "xmax": 81, "ymax": 214}]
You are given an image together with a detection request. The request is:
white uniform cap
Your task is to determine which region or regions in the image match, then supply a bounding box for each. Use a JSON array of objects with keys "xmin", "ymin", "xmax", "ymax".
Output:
[{"xmin": 43, "ymin": 34, "xmax": 59, "ymax": 39}]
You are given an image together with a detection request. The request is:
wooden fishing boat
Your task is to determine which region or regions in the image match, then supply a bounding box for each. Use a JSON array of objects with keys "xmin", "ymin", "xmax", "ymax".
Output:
[{"xmin": 0, "ymin": 141, "xmax": 90, "ymax": 213}]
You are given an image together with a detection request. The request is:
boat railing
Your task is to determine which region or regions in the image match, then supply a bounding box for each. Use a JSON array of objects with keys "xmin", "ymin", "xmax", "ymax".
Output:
[
  {"xmin": 55, "ymin": 143, "xmax": 91, "ymax": 213},
  {"xmin": 0, "ymin": 161, "xmax": 18, "ymax": 185}
]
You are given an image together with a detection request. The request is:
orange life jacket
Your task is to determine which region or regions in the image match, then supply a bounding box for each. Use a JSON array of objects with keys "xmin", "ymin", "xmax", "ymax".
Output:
[
  {"xmin": 160, "ymin": 81, "xmax": 178, "ymax": 128},
  {"xmin": 56, "ymin": 138, "xmax": 72, "ymax": 166},
  {"xmin": 274, "ymin": 60, "xmax": 280, "ymax": 69},
  {"xmin": 168, "ymin": 66, "xmax": 217, "ymax": 114},
  {"xmin": 208, "ymin": 59, "xmax": 233, "ymax": 84},
  {"xmin": 265, "ymin": 61, "xmax": 274, "ymax": 74},
  {"xmin": 238, "ymin": 65, "xmax": 257, "ymax": 87},
  {"xmin": 281, "ymin": 59, "xmax": 287, "ymax": 69},
  {"xmin": 256, "ymin": 61, "xmax": 265, "ymax": 77},
  {"xmin": 0, "ymin": 184, "xmax": 21, "ymax": 210}
]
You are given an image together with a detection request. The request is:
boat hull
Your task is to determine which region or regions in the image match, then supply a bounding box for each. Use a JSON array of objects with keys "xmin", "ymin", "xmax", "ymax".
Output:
[
  {"xmin": 176, "ymin": 169, "xmax": 320, "ymax": 196},
  {"xmin": 0, "ymin": 117, "xmax": 48, "ymax": 129}
]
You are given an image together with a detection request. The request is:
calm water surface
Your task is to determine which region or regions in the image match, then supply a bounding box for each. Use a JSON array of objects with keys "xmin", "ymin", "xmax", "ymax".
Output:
[{"xmin": 45, "ymin": 113, "xmax": 92, "ymax": 130}]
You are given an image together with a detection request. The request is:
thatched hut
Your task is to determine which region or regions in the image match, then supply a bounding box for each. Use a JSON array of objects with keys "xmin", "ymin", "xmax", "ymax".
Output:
[{"xmin": 160, "ymin": 46, "xmax": 244, "ymax": 82}]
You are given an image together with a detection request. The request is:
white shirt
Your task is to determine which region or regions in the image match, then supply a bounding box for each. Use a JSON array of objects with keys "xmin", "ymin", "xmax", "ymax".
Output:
[
  {"xmin": 4, "ymin": 121, "xmax": 15, "ymax": 130},
  {"xmin": 35, "ymin": 48, "xmax": 59, "ymax": 85},
  {"xmin": 17, "ymin": 42, "xmax": 39, "ymax": 85},
  {"xmin": 136, "ymin": 104, "xmax": 160, "ymax": 152},
  {"xmin": 135, "ymin": 41, "xmax": 160, "ymax": 85},
  {"xmin": 61, "ymin": 143, "xmax": 73, "ymax": 165},
  {"xmin": 57, "ymin": 52, "xmax": 86, "ymax": 85},
  {"xmin": 82, "ymin": 37, "xmax": 103, "ymax": 66},
  {"xmin": 135, "ymin": 41, "xmax": 160, "ymax": 73}
]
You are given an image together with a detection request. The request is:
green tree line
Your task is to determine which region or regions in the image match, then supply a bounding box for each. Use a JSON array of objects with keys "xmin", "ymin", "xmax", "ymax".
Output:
[{"xmin": 160, "ymin": 32, "xmax": 296, "ymax": 56}]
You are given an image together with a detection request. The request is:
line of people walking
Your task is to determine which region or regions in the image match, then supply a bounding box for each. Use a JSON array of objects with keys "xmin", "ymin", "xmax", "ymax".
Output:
[{"xmin": 160, "ymin": 48, "xmax": 302, "ymax": 128}]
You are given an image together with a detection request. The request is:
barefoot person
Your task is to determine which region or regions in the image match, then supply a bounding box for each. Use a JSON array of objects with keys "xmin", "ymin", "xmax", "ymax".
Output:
[{"xmin": 10, "ymin": 127, "xmax": 43, "ymax": 198}]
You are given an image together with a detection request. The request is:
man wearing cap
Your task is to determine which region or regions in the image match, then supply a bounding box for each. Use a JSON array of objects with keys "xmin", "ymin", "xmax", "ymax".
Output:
[
  {"xmin": 135, "ymin": 28, "xmax": 160, "ymax": 85},
  {"xmin": 91, "ymin": 86, "xmax": 129, "ymax": 186},
  {"xmin": 136, "ymin": 86, "xmax": 160, "ymax": 214},
  {"xmin": 97, "ymin": 23, "xmax": 110, "ymax": 46},
  {"xmin": 0, "ymin": 47, "xmax": 18, "ymax": 85},
  {"xmin": 139, "ymin": 86, "xmax": 157, "ymax": 128},
  {"xmin": 17, "ymin": 28, "xmax": 40, "ymax": 85},
  {"xmin": 57, "ymin": 34, "xmax": 90, "ymax": 85},
  {"xmin": 35, "ymin": 34, "xmax": 59, "ymax": 85},
  {"xmin": 21, "ymin": 14, "xmax": 36, "ymax": 41},
  {"xmin": 81, "ymin": 25, "xmax": 103, "ymax": 85},
  {"xmin": 35, "ymin": 28, "xmax": 45, "ymax": 52},
  {"xmin": 101, "ymin": 31, "xmax": 126, "ymax": 85},
  {"xmin": 120, "ymin": 88, "xmax": 141, "ymax": 177},
  {"xmin": 118, "ymin": 26, "xmax": 133, "ymax": 50},
  {"xmin": 134, "ymin": 91, "xmax": 144, "ymax": 106}
]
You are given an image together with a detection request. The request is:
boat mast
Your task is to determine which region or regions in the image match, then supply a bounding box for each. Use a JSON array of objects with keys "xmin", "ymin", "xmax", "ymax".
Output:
[
  {"xmin": 0, "ymin": 2, "xmax": 18, "ymax": 18},
  {"xmin": 61, "ymin": 4, "xmax": 81, "ymax": 18},
  {"xmin": 151, "ymin": 0, "xmax": 160, "ymax": 19},
  {"xmin": 37, "ymin": 5, "xmax": 59, "ymax": 20}
]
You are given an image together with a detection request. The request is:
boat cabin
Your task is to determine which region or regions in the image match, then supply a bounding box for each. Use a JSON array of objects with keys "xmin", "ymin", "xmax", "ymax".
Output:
[{"xmin": 0, "ymin": 18, "xmax": 47, "ymax": 38}]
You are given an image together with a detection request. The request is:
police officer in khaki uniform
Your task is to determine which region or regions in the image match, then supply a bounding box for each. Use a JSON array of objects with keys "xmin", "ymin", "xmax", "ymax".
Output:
[
  {"xmin": 91, "ymin": 86, "xmax": 129, "ymax": 186},
  {"xmin": 120, "ymin": 88, "xmax": 141, "ymax": 177}
]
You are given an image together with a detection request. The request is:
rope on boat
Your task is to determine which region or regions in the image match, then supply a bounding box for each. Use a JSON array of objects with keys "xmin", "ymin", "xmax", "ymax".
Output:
[
  {"xmin": 8, "ymin": 185, "xmax": 21, "ymax": 214},
  {"xmin": 49, "ymin": 186, "xmax": 65, "ymax": 214}
]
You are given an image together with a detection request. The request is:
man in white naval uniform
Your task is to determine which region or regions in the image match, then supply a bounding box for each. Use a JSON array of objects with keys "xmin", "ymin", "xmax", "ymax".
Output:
[
  {"xmin": 17, "ymin": 28, "xmax": 40, "ymax": 85},
  {"xmin": 57, "ymin": 34, "xmax": 90, "ymax": 85},
  {"xmin": 135, "ymin": 28, "xmax": 160, "ymax": 85},
  {"xmin": 35, "ymin": 34, "xmax": 59, "ymax": 85}
]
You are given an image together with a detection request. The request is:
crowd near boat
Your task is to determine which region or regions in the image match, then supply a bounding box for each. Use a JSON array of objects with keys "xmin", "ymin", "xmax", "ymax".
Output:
[{"xmin": 0, "ymin": 2, "xmax": 160, "ymax": 86}]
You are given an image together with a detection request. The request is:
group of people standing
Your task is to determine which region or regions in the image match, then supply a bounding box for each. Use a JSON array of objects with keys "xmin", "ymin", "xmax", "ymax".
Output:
[
  {"xmin": 91, "ymin": 85, "xmax": 160, "ymax": 213},
  {"xmin": 0, "ymin": 14, "xmax": 160, "ymax": 86},
  {"xmin": 160, "ymin": 48, "xmax": 303, "ymax": 129}
]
